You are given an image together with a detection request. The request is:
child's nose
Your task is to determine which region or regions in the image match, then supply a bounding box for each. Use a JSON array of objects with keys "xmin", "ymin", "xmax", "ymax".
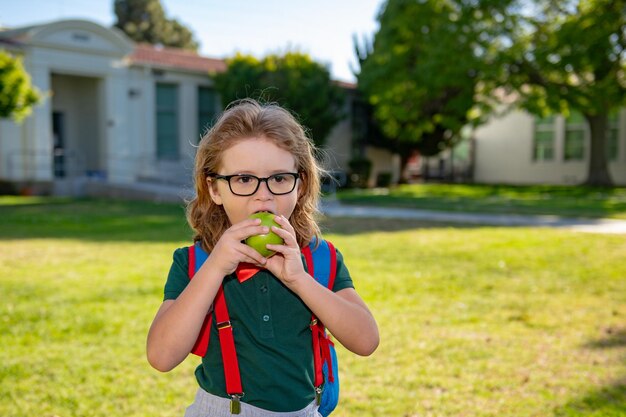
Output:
[{"xmin": 255, "ymin": 180, "xmax": 273, "ymax": 198}]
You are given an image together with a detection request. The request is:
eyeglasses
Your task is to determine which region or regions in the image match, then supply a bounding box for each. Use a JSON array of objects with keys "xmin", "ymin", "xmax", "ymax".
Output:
[{"xmin": 209, "ymin": 172, "xmax": 300, "ymax": 196}]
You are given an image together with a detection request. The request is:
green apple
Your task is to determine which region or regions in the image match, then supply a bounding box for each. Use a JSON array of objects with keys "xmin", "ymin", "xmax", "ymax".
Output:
[{"xmin": 245, "ymin": 212, "xmax": 284, "ymax": 257}]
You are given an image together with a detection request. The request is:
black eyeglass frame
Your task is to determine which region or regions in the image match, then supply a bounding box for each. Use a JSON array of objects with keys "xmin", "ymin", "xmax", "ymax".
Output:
[{"xmin": 208, "ymin": 172, "xmax": 301, "ymax": 196}]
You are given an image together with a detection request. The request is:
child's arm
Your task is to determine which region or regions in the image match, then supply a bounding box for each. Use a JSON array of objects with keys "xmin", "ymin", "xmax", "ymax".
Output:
[
  {"xmin": 265, "ymin": 216, "xmax": 380, "ymax": 356},
  {"xmin": 146, "ymin": 262, "xmax": 223, "ymax": 372},
  {"xmin": 146, "ymin": 219, "xmax": 269, "ymax": 372},
  {"xmin": 291, "ymin": 280, "xmax": 379, "ymax": 357}
]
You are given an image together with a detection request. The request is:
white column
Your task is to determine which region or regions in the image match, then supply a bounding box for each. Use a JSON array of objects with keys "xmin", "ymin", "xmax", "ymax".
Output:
[
  {"xmin": 554, "ymin": 115, "xmax": 565, "ymax": 163},
  {"xmin": 28, "ymin": 64, "xmax": 53, "ymax": 182},
  {"xmin": 102, "ymin": 72, "xmax": 133, "ymax": 183}
]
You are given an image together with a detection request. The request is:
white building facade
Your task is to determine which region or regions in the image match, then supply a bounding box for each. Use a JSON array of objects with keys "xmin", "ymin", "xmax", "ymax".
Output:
[
  {"xmin": 0, "ymin": 20, "xmax": 232, "ymax": 197},
  {"xmin": 472, "ymin": 107, "xmax": 626, "ymax": 185}
]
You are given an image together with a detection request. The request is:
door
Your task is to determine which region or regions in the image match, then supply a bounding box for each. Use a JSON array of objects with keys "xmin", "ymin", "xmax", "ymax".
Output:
[{"xmin": 52, "ymin": 111, "xmax": 65, "ymax": 178}]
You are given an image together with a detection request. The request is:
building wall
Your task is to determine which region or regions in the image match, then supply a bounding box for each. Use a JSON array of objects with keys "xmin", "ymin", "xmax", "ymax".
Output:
[
  {"xmin": 366, "ymin": 146, "xmax": 400, "ymax": 187},
  {"xmin": 126, "ymin": 67, "xmax": 217, "ymax": 185},
  {"xmin": 473, "ymin": 108, "xmax": 626, "ymax": 185},
  {"xmin": 0, "ymin": 117, "xmax": 24, "ymax": 180}
]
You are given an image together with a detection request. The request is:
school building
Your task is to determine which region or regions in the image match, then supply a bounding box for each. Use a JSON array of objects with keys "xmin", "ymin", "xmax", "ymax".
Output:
[{"xmin": 1, "ymin": 19, "xmax": 625, "ymax": 198}]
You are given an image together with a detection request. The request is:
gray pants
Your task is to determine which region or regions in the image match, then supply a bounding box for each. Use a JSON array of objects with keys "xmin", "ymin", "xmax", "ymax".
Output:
[{"xmin": 185, "ymin": 388, "xmax": 323, "ymax": 417}]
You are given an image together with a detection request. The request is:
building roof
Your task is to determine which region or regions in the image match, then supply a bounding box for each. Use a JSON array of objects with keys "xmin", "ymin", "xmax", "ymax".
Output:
[
  {"xmin": 0, "ymin": 36, "xmax": 23, "ymax": 50},
  {"xmin": 129, "ymin": 43, "xmax": 227, "ymax": 74},
  {"xmin": 0, "ymin": 24, "xmax": 40, "ymax": 42},
  {"xmin": 0, "ymin": 19, "xmax": 134, "ymax": 56}
]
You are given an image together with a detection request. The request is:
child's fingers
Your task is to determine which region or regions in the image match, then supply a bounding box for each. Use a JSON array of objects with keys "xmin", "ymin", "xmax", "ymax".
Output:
[
  {"xmin": 272, "ymin": 216, "xmax": 297, "ymax": 243},
  {"xmin": 238, "ymin": 244, "xmax": 268, "ymax": 265},
  {"xmin": 264, "ymin": 243, "xmax": 284, "ymax": 255},
  {"xmin": 273, "ymin": 214, "xmax": 295, "ymax": 234},
  {"xmin": 236, "ymin": 240, "xmax": 275, "ymax": 267},
  {"xmin": 228, "ymin": 217, "xmax": 261, "ymax": 232},
  {"xmin": 270, "ymin": 225, "xmax": 297, "ymax": 247},
  {"xmin": 227, "ymin": 222, "xmax": 270, "ymax": 241},
  {"xmin": 265, "ymin": 227, "xmax": 301, "ymax": 262}
]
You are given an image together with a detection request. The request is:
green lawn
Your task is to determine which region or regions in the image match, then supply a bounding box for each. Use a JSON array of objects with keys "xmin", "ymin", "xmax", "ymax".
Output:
[
  {"xmin": 1, "ymin": 197, "xmax": 625, "ymax": 417},
  {"xmin": 336, "ymin": 184, "xmax": 626, "ymax": 219}
]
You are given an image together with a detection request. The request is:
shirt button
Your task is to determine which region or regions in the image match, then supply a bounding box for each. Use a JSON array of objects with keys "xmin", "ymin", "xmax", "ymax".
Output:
[
  {"xmin": 260, "ymin": 285, "xmax": 268, "ymax": 293},
  {"xmin": 262, "ymin": 315, "xmax": 270, "ymax": 322}
]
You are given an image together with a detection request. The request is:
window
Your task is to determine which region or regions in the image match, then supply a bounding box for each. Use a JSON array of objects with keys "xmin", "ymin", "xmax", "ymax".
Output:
[
  {"xmin": 606, "ymin": 111, "xmax": 619, "ymax": 162},
  {"xmin": 564, "ymin": 111, "xmax": 585, "ymax": 161},
  {"xmin": 533, "ymin": 115, "xmax": 555, "ymax": 161},
  {"xmin": 198, "ymin": 87, "xmax": 219, "ymax": 141},
  {"xmin": 156, "ymin": 84, "xmax": 179, "ymax": 160}
]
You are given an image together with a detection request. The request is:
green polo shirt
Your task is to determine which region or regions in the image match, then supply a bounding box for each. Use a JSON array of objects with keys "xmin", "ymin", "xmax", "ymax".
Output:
[{"xmin": 163, "ymin": 245, "xmax": 354, "ymax": 412}]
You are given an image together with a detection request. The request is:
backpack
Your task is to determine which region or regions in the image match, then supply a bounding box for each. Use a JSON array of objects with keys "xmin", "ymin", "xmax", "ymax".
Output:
[{"xmin": 187, "ymin": 238, "xmax": 340, "ymax": 416}]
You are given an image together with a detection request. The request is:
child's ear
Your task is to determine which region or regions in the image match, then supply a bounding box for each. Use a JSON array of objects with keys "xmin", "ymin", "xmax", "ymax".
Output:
[{"xmin": 207, "ymin": 177, "xmax": 223, "ymax": 205}]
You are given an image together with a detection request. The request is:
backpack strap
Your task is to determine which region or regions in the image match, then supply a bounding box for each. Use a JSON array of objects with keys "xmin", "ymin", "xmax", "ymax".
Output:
[
  {"xmin": 301, "ymin": 235, "xmax": 335, "ymax": 287},
  {"xmin": 187, "ymin": 244, "xmax": 212, "ymax": 357},
  {"xmin": 302, "ymin": 238, "xmax": 338, "ymax": 402}
]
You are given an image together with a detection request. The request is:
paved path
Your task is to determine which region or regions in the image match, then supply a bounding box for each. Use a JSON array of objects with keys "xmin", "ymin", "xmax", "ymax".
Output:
[
  {"xmin": 320, "ymin": 200, "xmax": 626, "ymax": 235},
  {"xmin": 90, "ymin": 181, "xmax": 626, "ymax": 234}
]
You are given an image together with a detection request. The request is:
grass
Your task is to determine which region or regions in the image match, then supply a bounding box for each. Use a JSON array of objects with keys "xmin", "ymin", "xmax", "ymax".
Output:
[
  {"xmin": 1, "ymin": 196, "xmax": 626, "ymax": 417},
  {"xmin": 336, "ymin": 184, "xmax": 626, "ymax": 219}
]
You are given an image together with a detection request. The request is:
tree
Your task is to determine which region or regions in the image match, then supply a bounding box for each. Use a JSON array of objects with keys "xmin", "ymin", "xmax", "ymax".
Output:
[
  {"xmin": 504, "ymin": 0, "xmax": 626, "ymax": 186},
  {"xmin": 113, "ymin": 0, "xmax": 198, "ymax": 50},
  {"xmin": 356, "ymin": 0, "xmax": 517, "ymax": 181},
  {"xmin": 214, "ymin": 52, "xmax": 345, "ymax": 147},
  {"xmin": 0, "ymin": 51, "xmax": 40, "ymax": 121}
]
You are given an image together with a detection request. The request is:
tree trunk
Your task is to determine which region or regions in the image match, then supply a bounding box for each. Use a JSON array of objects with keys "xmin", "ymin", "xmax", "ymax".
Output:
[
  {"xmin": 449, "ymin": 147, "xmax": 455, "ymax": 182},
  {"xmin": 398, "ymin": 153, "xmax": 411, "ymax": 184},
  {"xmin": 584, "ymin": 114, "xmax": 613, "ymax": 187}
]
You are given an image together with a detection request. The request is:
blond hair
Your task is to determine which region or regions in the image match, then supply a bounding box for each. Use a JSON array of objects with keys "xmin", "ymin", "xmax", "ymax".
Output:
[{"xmin": 186, "ymin": 99, "xmax": 323, "ymax": 252}]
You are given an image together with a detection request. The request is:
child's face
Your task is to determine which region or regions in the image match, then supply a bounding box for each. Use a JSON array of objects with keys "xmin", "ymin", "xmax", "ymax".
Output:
[{"xmin": 208, "ymin": 136, "xmax": 301, "ymax": 225}]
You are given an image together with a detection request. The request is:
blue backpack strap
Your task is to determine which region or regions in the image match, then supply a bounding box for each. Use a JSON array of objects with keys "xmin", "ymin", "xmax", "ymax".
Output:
[
  {"xmin": 307, "ymin": 237, "xmax": 336, "ymax": 290},
  {"xmin": 194, "ymin": 241, "xmax": 209, "ymax": 273}
]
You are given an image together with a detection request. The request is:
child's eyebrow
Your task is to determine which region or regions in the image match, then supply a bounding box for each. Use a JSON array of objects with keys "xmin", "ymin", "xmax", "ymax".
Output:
[
  {"xmin": 228, "ymin": 168, "xmax": 298, "ymax": 176},
  {"xmin": 269, "ymin": 168, "xmax": 299, "ymax": 174}
]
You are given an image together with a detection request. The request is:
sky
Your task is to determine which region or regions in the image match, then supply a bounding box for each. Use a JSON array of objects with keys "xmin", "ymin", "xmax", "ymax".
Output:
[{"xmin": 0, "ymin": 0, "xmax": 384, "ymax": 83}]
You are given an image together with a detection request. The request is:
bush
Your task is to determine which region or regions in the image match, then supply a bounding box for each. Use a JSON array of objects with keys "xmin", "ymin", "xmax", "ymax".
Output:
[
  {"xmin": 0, "ymin": 180, "xmax": 17, "ymax": 195},
  {"xmin": 348, "ymin": 157, "xmax": 372, "ymax": 188},
  {"xmin": 376, "ymin": 172, "xmax": 393, "ymax": 187}
]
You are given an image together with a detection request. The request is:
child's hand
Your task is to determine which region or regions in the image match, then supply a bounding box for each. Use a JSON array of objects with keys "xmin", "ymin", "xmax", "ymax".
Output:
[
  {"xmin": 264, "ymin": 215, "xmax": 307, "ymax": 286},
  {"xmin": 209, "ymin": 218, "xmax": 270, "ymax": 276}
]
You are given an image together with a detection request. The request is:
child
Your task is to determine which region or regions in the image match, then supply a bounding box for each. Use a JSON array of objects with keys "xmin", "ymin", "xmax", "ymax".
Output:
[{"xmin": 147, "ymin": 99, "xmax": 379, "ymax": 416}]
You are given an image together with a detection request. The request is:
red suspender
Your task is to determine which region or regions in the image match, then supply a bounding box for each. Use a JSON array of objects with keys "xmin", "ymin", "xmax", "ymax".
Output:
[
  {"xmin": 303, "ymin": 247, "xmax": 324, "ymax": 389},
  {"xmin": 188, "ymin": 245, "xmax": 196, "ymax": 277},
  {"xmin": 187, "ymin": 246, "xmax": 243, "ymax": 412},
  {"xmin": 213, "ymin": 285, "xmax": 244, "ymax": 401},
  {"xmin": 187, "ymin": 246, "xmax": 213, "ymax": 357},
  {"xmin": 327, "ymin": 240, "xmax": 337, "ymax": 289},
  {"xmin": 302, "ymin": 245, "xmax": 314, "ymax": 275}
]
